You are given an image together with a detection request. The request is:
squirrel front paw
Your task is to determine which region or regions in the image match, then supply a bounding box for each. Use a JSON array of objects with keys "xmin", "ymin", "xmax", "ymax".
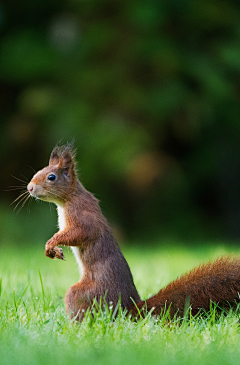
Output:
[
  {"xmin": 45, "ymin": 245, "xmax": 65, "ymax": 260},
  {"xmin": 53, "ymin": 247, "xmax": 65, "ymax": 260}
]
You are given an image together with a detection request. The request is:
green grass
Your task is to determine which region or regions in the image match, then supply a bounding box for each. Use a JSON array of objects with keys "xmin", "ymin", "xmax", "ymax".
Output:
[{"xmin": 1, "ymin": 242, "xmax": 240, "ymax": 365}]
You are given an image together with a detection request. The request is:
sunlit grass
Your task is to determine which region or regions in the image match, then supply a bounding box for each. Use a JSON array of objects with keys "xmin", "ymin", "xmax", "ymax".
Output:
[{"xmin": 1, "ymin": 242, "xmax": 240, "ymax": 364}]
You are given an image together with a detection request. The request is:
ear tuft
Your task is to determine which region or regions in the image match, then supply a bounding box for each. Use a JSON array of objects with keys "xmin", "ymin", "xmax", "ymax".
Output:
[
  {"xmin": 49, "ymin": 141, "xmax": 77, "ymax": 175},
  {"xmin": 62, "ymin": 140, "xmax": 76, "ymax": 161}
]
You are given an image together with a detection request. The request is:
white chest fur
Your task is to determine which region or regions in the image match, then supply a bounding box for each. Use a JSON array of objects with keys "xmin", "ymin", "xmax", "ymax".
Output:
[
  {"xmin": 56, "ymin": 204, "xmax": 84, "ymax": 277},
  {"xmin": 57, "ymin": 204, "xmax": 66, "ymax": 231}
]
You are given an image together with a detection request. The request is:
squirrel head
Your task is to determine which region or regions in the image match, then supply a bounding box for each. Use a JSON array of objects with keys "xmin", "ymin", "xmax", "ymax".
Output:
[{"xmin": 27, "ymin": 142, "xmax": 79, "ymax": 204}]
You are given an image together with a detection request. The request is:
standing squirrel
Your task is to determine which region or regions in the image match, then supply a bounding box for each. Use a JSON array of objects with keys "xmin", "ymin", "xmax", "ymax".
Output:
[
  {"xmin": 27, "ymin": 143, "xmax": 140, "ymax": 320},
  {"xmin": 27, "ymin": 143, "xmax": 240, "ymax": 320}
]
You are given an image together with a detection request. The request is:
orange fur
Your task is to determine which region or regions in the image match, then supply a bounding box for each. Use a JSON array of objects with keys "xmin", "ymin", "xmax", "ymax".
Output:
[
  {"xmin": 130, "ymin": 256, "xmax": 240, "ymax": 317},
  {"xmin": 28, "ymin": 143, "xmax": 240, "ymax": 320},
  {"xmin": 27, "ymin": 143, "xmax": 141, "ymax": 319}
]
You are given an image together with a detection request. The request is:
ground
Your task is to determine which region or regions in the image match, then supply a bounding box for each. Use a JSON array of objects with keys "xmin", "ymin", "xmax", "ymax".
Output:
[{"xmin": 1, "ymin": 241, "xmax": 240, "ymax": 365}]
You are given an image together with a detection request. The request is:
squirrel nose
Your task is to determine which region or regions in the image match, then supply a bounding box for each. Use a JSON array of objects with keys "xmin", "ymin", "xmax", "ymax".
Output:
[{"xmin": 27, "ymin": 182, "xmax": 34, "ymax": 192}]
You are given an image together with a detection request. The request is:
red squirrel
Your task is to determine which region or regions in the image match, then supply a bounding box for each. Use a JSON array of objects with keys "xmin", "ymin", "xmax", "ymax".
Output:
[
  {"xmin": 27, "ymin": 143, "xmax": 240, "ymax": 319},
  {"xmin": 27, "ymin": 143, "xmax": 141, "ymax": 320}
]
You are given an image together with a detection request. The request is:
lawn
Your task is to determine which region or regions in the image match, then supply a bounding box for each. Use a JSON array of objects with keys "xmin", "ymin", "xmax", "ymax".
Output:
[{"xmin": 1, "ymin": 241, "xmax": 240, "ymax": 365}]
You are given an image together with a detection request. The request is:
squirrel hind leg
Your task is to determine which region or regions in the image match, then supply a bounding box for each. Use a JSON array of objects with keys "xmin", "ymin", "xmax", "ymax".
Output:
[{"xmin": 64, "ymin": 280, "xmax": 96, "ymax": 321}]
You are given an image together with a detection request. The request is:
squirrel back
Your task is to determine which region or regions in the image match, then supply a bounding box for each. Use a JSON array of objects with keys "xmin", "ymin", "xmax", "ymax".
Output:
[{"xmin": 130, "ymin": 256, "xmax": 240, "ymax": 317}]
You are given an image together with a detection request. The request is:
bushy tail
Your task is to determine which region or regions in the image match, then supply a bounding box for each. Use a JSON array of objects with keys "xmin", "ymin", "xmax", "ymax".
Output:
[{"xmin": 131, "ymin": 256, "xmax": 240, "ymax": 318}]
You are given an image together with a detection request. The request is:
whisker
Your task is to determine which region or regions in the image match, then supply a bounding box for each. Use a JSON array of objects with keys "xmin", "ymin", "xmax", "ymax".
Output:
[
  {"xmin": 49, "ymin": 202, "xmax": 53, "ymax": 216},
  {"xmin": 19, "ymin": 195, "xmax": 31, "ymax": 211},
  {"xmin": 15, "ymin": 195, "xmax": 31, "ymax": 214},
  {"xmin": 50, "ymin": 193, "xmax": 67, "ymax": 201},
  {"xmin": 10, "ymin": 185, "xmax": 68, "ymax": 207},
  {"xmin": 20, "ymin": 174, "xmax": 29, "ymax": 182},
  {"xmin": 26, "ymin": 164, "xmax": 36, "ymax": 174},
  {"xmin": 7, "ymin": 185, "xmax": 26, "ymax": 188},
  {"xmin": 27, "ymin": 198, "xmax": 32, "ymax": 213},
  {"xmin": 10, "ymin": 191, "xmax": 29, "ymax": 205},
  {"xmin": 28, "ymin": 197, "xmax": 33, "ymax": 213},
  {"xmin": 11, "ymin": 175, "xmax": 28, "ymax": 184},
  {"xmin": 43, "ymin": 188, "xmax": 68, "ymax": 203},
  {"xmin": 5, "ymin": 186, "xmax": 26, "ymax": 192},
  {"xmin": 51, "ymin": 188, "xmax": 68, "ymax": 198},
  {"xmin": 13, "ymin": 193, "xmax": 30, "ymax": 211}
]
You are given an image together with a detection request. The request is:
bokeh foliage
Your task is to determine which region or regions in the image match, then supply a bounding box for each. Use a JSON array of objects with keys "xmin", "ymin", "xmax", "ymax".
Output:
[{"xmin": 1, "ymin": 0, "xmax": 240, "ymax": 241}]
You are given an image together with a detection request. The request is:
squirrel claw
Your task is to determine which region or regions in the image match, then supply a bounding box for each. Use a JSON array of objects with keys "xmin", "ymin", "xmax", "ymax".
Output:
[
  {"xmin": 53, "ymin": 247, "xmax": 65, "ymax": 260},
  {"xmin": 55, "ymin": 247, "xmax": 65, "ymax": 260},
  {"xmin": 46, "ymin": 247, "xmax": 65, "ymax": 261}
]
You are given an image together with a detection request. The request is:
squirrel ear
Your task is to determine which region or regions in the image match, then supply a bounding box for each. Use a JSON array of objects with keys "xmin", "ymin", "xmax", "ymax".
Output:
[
  {"xmin": 49, "ymin": 142, "xmax": 76, "ymax": 175},
  {"xmin": 58, "ymin": 152, "xmax": 74, "ymax": 177},
  {"xmin": 49, "ymin": 145, "xmax": 61, "ymax": 166}
]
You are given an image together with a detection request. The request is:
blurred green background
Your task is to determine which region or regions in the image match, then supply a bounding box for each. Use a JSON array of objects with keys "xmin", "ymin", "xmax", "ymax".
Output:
[{"xmin": 1, "ymin": 0, "xmax": 240, "ymax": 245}]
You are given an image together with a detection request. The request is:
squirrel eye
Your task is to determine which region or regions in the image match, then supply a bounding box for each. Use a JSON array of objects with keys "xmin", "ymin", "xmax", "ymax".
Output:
[{"xmin": 47, "ymin": 174, "xmax": 56, "ymax": 181}]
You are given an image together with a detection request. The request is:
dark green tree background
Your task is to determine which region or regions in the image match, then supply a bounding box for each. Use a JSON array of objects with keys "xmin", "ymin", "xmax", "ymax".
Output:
[{"xmin": 1, "ymin": 0, "xmax": 240, "ymax": 243}]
